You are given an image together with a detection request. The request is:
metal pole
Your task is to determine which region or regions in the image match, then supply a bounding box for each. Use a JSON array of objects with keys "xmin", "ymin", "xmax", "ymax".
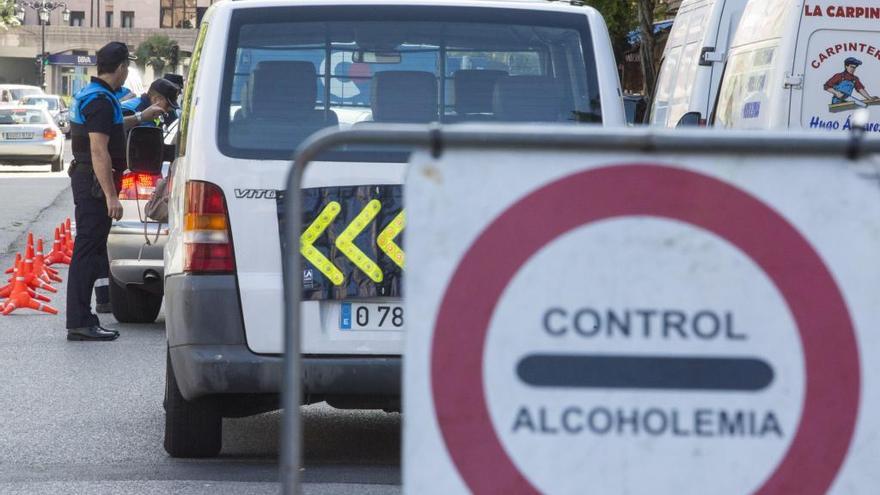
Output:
[
  {"xmin": 279, "ymin": 149, "xmax": 304, "ymax": 495},
  {"xmin": 40, "ymin": 11, "xmax": 45, "ymax": 90}
]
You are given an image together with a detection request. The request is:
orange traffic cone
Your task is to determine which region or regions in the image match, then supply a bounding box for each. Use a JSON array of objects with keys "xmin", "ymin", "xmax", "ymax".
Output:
[
  {"xmin": 4, "ymin": 252, "xmax": 19, "ymax": 275},
  {"xmin": 33, "ymin": 239, "xmax": 62, "ymax": 284},
  {"xmin": 1, "ymin": 259, "xmax": 57, "ymax": 315},
  {"xmin": 3, "ymin": 252, "xmax": 21, "ymax": 277},
  {"xmin": 46, "ymin": 228, "xmax": 71, "ymax": 266},
  {"xmin": 0, "ymin": 254, "xmax": 21, "ymax": 298},
  {"xmin": 64, "ymin": 219, "xmax": 74, "ymax": 255},
  {"xmin": 14, "ymin": 245, "xmax": 57, "ymax": 294}
]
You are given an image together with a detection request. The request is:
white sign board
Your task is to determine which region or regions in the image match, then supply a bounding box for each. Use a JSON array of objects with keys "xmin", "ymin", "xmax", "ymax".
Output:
[{"xmin": 403, "ymin": 137, "xmax": 880, "ymax": 494}]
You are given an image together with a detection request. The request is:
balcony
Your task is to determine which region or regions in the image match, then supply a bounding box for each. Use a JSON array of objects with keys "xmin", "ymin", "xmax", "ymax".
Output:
[{"xmin": 0, "ymin": 25, "xmax": 198, "ymax": 58}]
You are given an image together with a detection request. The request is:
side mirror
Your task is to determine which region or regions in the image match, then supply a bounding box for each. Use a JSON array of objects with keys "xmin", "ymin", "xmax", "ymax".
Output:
[
  {"xmin": 676, "ymin": 111, "xmax": 703, "ymax": 127},
  {"xmin": 126, "ymin": 126, "xmax": 164, "ymax": 174}
]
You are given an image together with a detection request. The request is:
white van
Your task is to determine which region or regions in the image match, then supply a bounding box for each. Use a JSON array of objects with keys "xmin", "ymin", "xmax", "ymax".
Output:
[
  {"xmin": 161, "ymin": 0, "xmax": 624, "ymax": 457},
  {"xmin": 649, "ymin": 0, "xmax": 749, "ymax": 127},
  {"xmin": 715, "ymin": 0, "xmax": 880, "ymax": 130}
]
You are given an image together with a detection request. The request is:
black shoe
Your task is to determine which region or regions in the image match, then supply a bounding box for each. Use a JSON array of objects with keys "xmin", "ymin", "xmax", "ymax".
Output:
[
  {"xmin": 95, "ymin": 303, "xmax": 112, "ymax": 314},
  {"xmin": 67, "ymin": 325, "xmax": 119, "ymax": 341},
  {"xmin": 97, "ymin": 324, "xmax": 120, "ymax": 337}
]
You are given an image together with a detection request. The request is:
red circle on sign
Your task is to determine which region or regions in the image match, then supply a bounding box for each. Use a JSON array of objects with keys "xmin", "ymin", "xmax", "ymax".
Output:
[{"xmin": 430, "ymin": 165, "xmax": 860, "ymax": 494}]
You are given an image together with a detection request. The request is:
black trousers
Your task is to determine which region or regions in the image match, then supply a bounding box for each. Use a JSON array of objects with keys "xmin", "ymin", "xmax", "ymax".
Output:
[{"xmin": 66, "ymin": 166, "xmax": 111, "ymax": 329}]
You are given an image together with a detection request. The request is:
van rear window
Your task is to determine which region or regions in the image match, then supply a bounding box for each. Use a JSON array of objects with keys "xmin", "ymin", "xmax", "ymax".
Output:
[{"xmin": 218, "ymin": 5, "xmax": 601, "ymax": 161}]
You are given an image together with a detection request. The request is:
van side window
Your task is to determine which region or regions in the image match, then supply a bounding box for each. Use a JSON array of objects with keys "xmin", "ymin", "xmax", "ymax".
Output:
[
  {"xmin": 714, "ymin": 44, "xmax": 778, "ymax": 129},
  {"xmin": 178, "ymin": 20, "xmax": 209, "ymax": 156}
]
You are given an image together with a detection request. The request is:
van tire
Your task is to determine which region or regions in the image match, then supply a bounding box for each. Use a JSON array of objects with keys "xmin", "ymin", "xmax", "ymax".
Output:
[
  {"xmin": 164, "ymin": 349, "xmax": 222, "ymax": 458},
  {"xmin": 50, "ymin": 156, "xmax": 63, "ymax": 172},
  {"xmin": 109, "ymin": 277, "xmax": 162, "ymax": 323}
]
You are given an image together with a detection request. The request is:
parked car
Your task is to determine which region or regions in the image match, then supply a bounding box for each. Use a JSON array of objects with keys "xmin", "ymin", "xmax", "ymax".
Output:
[
  {"xmin": 162, "ymin": 0, "xmax": 625, "ymax": 457},
  {"xmin": 106, "ymin": 121, "xmax": 176, "ymax": 323},
  {"xmin": 19, "ymin": 95, "xmax": 70, "ymax": 137},
  {"xmin": 0, "ymin": 84, "xmax": 44, "ymax": 105},
  {"xmin": 714, "ymin": 0, "xmax": 880, "ymax": 131},
  {"xmin": 649, "ymin": 0, "xmax": 750, "ymax": 127},
  {"xmin": 0, "ymin": 106, "xmax": 65, "ymax": 172}
]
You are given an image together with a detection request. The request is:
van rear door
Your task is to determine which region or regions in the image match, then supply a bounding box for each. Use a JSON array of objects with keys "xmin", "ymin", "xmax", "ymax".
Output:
[{"xmin": 217, "ymin": 4, "xmax": 609, "ymax": 355}]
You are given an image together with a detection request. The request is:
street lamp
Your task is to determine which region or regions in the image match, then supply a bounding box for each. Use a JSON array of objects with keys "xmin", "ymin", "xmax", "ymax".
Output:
[{"xmin": 14, "ymin": 1, "xmax": 70, "ymax": 91}]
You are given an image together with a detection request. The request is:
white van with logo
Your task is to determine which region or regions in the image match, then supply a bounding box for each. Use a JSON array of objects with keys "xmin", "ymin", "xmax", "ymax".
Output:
[
  {"xmin": 162, "ymin": 0, "xmax": 625, "ymax": 457},
  {"xmin": 714, "ymin": 0, "xmax": 880, "ymax": 130},
  {"xmin": 649, "ymin": 0, "xmax": 749, "ymax": 127}
]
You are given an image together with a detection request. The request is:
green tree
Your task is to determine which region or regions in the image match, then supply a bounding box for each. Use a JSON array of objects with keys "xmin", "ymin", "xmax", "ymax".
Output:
[
  {"xmin": 0, "ymin": 0, "xmax": 21, "ymax": 30},
  {"xmin": 583, "ymin": 0, "xmax": 670, "ymax": 103},
  {"xmin": 582, "ymin": 0, "xmax": 637, "ymax": 62},
  {"xmin": 135, "ymin": 35, "xmax": 180, "ymax": 74}
]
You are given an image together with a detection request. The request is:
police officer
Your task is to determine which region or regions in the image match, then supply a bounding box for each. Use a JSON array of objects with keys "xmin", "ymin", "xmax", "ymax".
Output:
[
  {"xmin": 66, "ymin": 42, "xmax": 165, "ymax": 342},
  {"xmin": 121, "ymin": 78, "xmax": 180, "ymax": 128}
]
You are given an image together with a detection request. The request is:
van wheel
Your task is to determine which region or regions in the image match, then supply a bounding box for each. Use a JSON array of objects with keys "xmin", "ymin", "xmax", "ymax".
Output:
[
  {"xmin": 164, "ymin": 349, "xmax": 222, "ymax": 458},
  {"xmin": 50, "ymin": 156, "xmax": 63, "ymax": 172},
  {"xmin": 109, "ymin": 277, "xmax": 162, "ymax": 323}
]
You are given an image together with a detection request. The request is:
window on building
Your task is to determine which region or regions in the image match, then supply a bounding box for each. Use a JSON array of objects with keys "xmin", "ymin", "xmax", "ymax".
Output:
[
  {"xmin": 69, "ymin": 11, "xmax": 85, "ymax": 26},
  {"xmin": 105, "ymin": 11, "xmax": 113, "ymax": 28},
  {"xmin": 121, "ymin": 11, "xmax": 134, "ymax": 28},
  {"xmin": 161, "ymin": 0, "xmax": 198, "ymax": 28}
]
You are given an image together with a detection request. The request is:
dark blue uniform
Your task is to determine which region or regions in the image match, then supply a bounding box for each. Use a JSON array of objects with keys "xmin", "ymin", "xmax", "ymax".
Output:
[{"xmin": 66, "ymin": 77, "xmax": 126, "ymax": 330}]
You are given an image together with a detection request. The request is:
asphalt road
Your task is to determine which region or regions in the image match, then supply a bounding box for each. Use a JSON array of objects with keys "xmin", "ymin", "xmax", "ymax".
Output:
[{"xmin": 0, "ymin": 148, "xmax": 402, "ymax": 494}]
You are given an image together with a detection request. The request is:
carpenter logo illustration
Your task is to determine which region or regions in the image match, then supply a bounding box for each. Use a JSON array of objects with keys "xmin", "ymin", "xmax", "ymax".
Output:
[{"xmin": 825, "ymin": 57, "xmax": 880, "ymax": 112}]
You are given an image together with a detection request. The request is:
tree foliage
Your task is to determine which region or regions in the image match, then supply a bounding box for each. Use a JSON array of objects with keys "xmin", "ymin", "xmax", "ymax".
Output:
[
  {"xmin": 581, "ymin": 0, "xmax": 637, "ymax": 61},
  {"xmin": 0, "ymin": 0, "xmax": 20, "ymax": 30},
  {"xmin": 135, "ymin": 35, "xmax": 180, "ymax": 74},
  {"xmin": 582, "ymin": 0, "xmax": 670, "ymax": 102}
]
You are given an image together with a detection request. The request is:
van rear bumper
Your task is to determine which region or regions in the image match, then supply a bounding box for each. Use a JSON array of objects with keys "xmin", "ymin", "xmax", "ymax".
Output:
[
  {"xmin": 165, "ymin": 274, "xmax": 401, "ymax": 401},
  {"xmin": 169, "ymin": 345, "xmax": 401, "ymax": 401}
]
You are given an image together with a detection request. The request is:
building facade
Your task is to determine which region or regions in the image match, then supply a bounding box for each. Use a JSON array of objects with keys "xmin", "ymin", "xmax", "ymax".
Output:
[{"xmin": 0, "ymin": 0, "xmax": 219, "ymax": 95}]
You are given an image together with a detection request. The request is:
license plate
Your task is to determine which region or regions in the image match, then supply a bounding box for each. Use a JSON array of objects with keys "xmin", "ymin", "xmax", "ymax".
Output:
[
  {"xmin": 340, "ymin": 302, "xmax": 404, "ymax": 331},
  {"xmin": 3, "ymin": 132, "xmax": 33, "ymax": 140}
]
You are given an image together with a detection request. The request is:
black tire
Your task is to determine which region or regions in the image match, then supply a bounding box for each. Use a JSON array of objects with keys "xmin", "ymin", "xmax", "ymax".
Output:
[
  {"xmin": 109, "ymin": 277, "xmax": 163, "ymax": 323},
  {"xmin": 50, "ymin": 155, "xmax": 63, "ymax": 173},
  {"xmin": 164, "ymin": 349, "xmax": 222, "ymax": 458}
]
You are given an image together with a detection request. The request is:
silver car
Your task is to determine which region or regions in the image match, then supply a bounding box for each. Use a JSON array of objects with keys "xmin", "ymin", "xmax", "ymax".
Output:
[
  {"xmin": 19, "ymin": 95, "xmax": 70, "ymax": 137},
  {"xmin": 106, "ymin": 122, "xmax": 176, "ymax": 323},
  {"xmin": 0, "ymin": 106, "xmax": 65, "ymax": 172}
]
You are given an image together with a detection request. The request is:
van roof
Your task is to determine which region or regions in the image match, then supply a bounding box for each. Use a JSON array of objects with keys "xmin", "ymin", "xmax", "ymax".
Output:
[{"xmin": 222, "ymin": 0, "xmax": 595, "ymax": 15}]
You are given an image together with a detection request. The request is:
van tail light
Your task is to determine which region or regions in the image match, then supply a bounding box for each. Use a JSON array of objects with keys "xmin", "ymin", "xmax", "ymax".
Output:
[
  {"xmin": 119, "ymin": 172, "xmax": 161, "ymax": 200},
  {"xmin": 183, "ymin": 180, "xmax": 235, "ymax": 273},
  {"xmin": 42, "ymin": 128, "xmax": 56, "ymax": 140}
]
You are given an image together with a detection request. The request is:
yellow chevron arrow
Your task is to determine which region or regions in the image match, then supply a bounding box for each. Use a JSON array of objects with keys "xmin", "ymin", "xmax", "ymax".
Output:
[
  {"xmin": 378, "ymin": 210, "xmax": 405, "ymax": 269},
  {"xmin": 336, "ymin": 199, "xmax": 384, "ymax": 283},
  {"xmin": 300, "ymin": 201, "xmax": 344, "ymax": 286}
]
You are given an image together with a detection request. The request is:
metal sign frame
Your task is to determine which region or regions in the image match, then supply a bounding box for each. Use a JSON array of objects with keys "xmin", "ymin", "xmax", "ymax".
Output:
[{"xmin": 279, "ymin": 123, "xmax": 880, "ymax": 493}]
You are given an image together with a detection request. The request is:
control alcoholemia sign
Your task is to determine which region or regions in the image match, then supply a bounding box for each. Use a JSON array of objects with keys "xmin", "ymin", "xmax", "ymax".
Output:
[{"xmin": 402, "ymin": 141, "xmax": 880, "ymax": 494}]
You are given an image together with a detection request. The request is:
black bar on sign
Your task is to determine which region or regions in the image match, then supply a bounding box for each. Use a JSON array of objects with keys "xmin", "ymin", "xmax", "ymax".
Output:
[{"xmin": 516, "ymin": 354, "xmax": 773, "ymax": 392}]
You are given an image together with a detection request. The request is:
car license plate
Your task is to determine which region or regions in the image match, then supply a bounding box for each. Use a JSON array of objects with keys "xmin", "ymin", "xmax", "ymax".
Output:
[
  {"xmin": 340, "ymin": 302, "xmax": 404, "ymax": 331},
  {"xmin": 3, "ymin": 132, "xmax": 33, "ymax": 140}
]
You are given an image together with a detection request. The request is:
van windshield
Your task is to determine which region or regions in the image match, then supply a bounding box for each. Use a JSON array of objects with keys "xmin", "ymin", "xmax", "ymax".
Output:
[{"xmin": 219, "ymin": 5, "xmax": 601, "ymax": 161}]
